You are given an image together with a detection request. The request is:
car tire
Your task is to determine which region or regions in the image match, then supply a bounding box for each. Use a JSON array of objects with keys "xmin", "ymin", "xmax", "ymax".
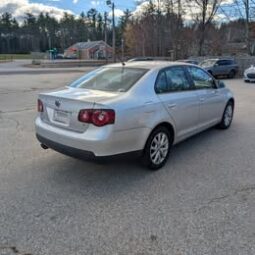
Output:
[
  {"xmin": 142, "ymin": 126, "xmax": 172, "ymax": 170},
  {"xmin": 218, "ymin": 101, "xmax": 234, "ymax": 129},
  {"xmin": 228, "ymin": 70, "xmax": 236, "ymax": 79}
]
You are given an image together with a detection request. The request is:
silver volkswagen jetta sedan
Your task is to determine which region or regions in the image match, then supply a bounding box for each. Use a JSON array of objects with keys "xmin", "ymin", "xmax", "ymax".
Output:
[{"xmin": 36, "ymin": 61, "xmax": 234, "ymax": 170}]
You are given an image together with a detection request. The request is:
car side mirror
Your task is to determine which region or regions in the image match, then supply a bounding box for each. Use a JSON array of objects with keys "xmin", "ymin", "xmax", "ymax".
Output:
[
  {"xmin": 208, "ymin": 78, "xmax": 217, "ymax": 88},
  {"xmin": 217, "ymin": 80, "xmax": 225, "ymax": 88},
  {"xmin": 210, "ymin": 79, "xmax": 217, "ymax": 89}
]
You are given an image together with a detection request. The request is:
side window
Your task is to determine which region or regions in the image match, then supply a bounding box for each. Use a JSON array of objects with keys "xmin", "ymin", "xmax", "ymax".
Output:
[
  {"xmin": 217, "ymin": 60, "xmax": 226, "ymax": 66},
  {"xmin": 217, "ymin": 60, "xmax": 232, "ymax": 66},
  {"xmin": 155, "ymin": 71, "xmax": 168, "ymax": 93},
  {"xmin": 165, "ymin": 67, "xmax": 191, "ymax": 92},
  {"xmin": 225, "ymin": 60, "xmax": 233, "ymax": 65},
  {"xmin": 188, "ymin": 67, "xmax": 214, "ymax": 89}
]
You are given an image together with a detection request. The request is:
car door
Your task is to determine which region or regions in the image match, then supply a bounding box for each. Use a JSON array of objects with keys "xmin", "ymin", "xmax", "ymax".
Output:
[
  {"xmin": 187, "ymin": 66, "xmax": 226, "ymax": 129},
  {"xmin": 225, "ymin": 59, "xmax": 235, "ymax": 74},
  {"xmin": 216, "ymin": 60, "xmax": 231, "ymax": 75},
  {"xmin": 155, "ymin": 66, "xmax": 200, "ymax": 140}
]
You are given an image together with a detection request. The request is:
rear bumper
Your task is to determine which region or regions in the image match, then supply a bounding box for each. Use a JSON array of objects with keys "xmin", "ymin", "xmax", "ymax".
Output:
[
  {"xmin": 35, "ymin": 117, "xmax": 150, "ymax": 157},
  {"xmin": 36, "ymin": 134, "xmax": 142, "ymax": 160},
  {"xmin": 36, "ymin": 134, "xmax": 95, "ymax": 159}
]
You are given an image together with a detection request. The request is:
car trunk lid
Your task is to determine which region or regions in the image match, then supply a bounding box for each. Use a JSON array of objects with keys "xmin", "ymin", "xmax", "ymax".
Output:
[{"xmin": 39, "ymin": 88, "xmax": 120, "ymax": 133}]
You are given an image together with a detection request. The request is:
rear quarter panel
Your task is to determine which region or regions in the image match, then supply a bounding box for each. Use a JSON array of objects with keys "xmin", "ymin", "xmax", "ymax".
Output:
[{"xmin": 221, "ymin": 87, "xmax": 234, "ymax": 112}]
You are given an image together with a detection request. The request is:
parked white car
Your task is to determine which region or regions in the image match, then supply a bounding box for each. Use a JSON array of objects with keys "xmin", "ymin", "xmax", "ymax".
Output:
[
  {"xmin": 36, "ymin": 61, "xmax": 235, "ymax": 170},
  {"xmin": 244, "ymin": 65, "xmax": 255, "ymax": 82}
]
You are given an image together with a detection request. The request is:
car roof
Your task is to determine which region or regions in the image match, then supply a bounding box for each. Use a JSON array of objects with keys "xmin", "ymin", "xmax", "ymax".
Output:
[
  {"xmin": 105, "ymin": 61, "xmax": 195, "ymax": 71},
  {"xmin": 202, "ymin": 58, "xmax": 219, "ymax": 61},
  {"xmin": 203, "ymin": 58, "xmax": 234, "ymax": 61},
  {"xmin": 127, "ymin": 57, "xmax": 154, "ymax": 62}
]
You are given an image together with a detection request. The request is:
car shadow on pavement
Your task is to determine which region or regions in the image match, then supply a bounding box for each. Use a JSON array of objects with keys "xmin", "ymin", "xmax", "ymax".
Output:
[{"xmin": 33, "ymin": 125, "xmax": 233, "ymax": 198}]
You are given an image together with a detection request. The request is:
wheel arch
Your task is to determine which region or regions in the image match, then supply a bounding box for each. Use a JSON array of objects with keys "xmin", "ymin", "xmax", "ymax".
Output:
[
  {"xmin": 148, "ymin": 122, "xmax": 175, "ymax": 145},
  {"xmin": 228, "ymin": 97, "xmax": 235, "ymax": 108}
]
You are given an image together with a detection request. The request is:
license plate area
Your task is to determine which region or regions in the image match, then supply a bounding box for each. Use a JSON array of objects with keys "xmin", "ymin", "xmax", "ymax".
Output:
[{"xmin": 53, "ymin": 110, "xmax": 70, "ymax": 125}]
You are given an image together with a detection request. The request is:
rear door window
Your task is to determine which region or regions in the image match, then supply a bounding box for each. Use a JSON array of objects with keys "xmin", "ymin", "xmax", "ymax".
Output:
[
  {"xmin": 165, "ymin": 67, "xmax": 191, "ymax": 92},
  {"xmin": 188, "ymin": 66, "xmax": 214, "ymax": 89},
  {"xmin": 217, "ymin": 60, "xmax": 233, "ymax": 66},
  {"xmin": 155, "ymin": 66, "xmax": 192, "ymax": 93}
]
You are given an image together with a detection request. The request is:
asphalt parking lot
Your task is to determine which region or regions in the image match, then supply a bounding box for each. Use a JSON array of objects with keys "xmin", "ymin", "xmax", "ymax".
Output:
[{"xmin": 0, "ymin": 72, "xmax": 255, "ymax": 255}]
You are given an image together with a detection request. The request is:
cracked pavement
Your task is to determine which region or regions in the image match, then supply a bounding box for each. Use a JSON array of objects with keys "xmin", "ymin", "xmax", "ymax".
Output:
[{"xmin": 0, "ymin": 73, "xmax": 255, "ymax": 255}]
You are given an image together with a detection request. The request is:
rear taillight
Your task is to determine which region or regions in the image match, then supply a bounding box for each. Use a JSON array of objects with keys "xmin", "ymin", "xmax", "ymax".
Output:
[
  {"xmin": 78, "ymin": 109, "xmax": 115, "ymax": 127},
  {"xmin": 37, "ymin": 99, "xmax": 44, "ymax": 112}
]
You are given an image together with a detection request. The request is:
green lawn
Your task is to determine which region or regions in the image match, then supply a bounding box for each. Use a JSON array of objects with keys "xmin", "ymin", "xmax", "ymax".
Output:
[{"xmin": 0, "ymin": 54, "xmax": 33, "ymax": 60}]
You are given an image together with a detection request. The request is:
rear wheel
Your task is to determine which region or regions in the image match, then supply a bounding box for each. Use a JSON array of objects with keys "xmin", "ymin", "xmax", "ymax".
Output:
[
  {"xmin": 228, "ymin": 70, "xmax": 236, "ymax": 79},
  {"xmin": 218, "ymin": 101, "xmax": 234, "ymax": 129},
  {"xmin": 142, "ymin": 126, "xmax": 172, "ymax": 170}
]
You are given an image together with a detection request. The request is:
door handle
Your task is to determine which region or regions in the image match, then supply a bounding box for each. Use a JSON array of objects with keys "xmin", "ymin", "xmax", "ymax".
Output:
[
  {"xmin": 200, "ymin": 97, "xmax": 205, "ymax": 102},
  {"xmin": 144, "ymin": 101, "xmax": 154, "ymax": 105},
  {"xmin": 144, "ymin": 101, "xmax": 155, "ymax": 113},
  {"xmin": 168, "ymin": 103, "xmax": 176, "ymax": 109}
]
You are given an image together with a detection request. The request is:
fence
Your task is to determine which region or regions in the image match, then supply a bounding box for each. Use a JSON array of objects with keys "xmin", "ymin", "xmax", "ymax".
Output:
[
  {"xmin": 0, "ymin": 55, "xmax": 13, "ymax": 62},
  {"xmin": 235, "ymin": 57, "xmax": 255, "ymax": 75}
]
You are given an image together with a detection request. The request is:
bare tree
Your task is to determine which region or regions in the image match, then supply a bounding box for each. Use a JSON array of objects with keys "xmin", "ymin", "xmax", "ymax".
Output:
[
  {"xmin": 188, "ymin": 0, "xmax": 223, "ymax": 55},
  {"xmin": 218, "ymin": 0, "xmax": 253, "ymax": 55}
]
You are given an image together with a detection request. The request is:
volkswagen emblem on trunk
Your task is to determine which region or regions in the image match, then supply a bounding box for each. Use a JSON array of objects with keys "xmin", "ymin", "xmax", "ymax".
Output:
[{"xmin": 55, "ymin": 100, "xmax": 61, "ymax": 108}]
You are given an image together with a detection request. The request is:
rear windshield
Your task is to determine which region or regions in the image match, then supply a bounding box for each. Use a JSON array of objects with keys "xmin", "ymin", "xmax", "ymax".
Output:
[{"xmin": 69, "ymin": 67, "xmax": 148, "ymax": 92}]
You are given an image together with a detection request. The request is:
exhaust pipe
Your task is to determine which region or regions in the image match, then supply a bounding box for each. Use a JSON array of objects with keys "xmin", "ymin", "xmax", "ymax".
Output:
[{"xmin": 40, "ymin": 143, "xmax": 49, "ymax": 150}]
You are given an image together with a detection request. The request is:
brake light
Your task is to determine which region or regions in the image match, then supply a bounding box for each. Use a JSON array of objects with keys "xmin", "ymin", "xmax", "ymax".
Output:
[
  {"xmin": 37, "ymin": 99, "xmax": 44, "ymax": 112},
  {"xmin": 78, "ymin": 109, "xmax": 115, "ymax": 127}
]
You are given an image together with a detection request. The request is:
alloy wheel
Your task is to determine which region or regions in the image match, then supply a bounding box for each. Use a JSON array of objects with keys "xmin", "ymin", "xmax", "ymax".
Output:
[
  {"xmin": 150, "ymin": 132, "xmax": 169, "ymax": 165},
  {"xmin": 224, "ymin": 104, "xmax": 233, "ymax": 127}
]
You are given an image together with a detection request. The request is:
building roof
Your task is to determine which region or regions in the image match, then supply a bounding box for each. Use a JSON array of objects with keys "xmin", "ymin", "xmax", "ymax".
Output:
[{"xmin": 67, "ymin": 40, "xmax": 111, "ymax": 50}]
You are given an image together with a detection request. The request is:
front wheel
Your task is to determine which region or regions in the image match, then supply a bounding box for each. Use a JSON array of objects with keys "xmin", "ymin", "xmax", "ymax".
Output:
[
  {"xmin": 218, "ymin": 101, "xmax": 234, "ymax": 129},
  {"xmin": 142, "ymin": 126, "xmax": 172, "ymax": 170}
]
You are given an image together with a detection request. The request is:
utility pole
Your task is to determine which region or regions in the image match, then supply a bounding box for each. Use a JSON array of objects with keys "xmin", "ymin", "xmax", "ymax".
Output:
[
  {"xmin": 157, "ymin": 0, "xmax": 160, "ymax": 56},
  {"xmin": 177, "ymin": 0, "xmax": 181, "ymax": 19},
  {"xmin": 121, "ymin": 38, "xmax": 124, "ymax": 62},
  {"xmin": 104, "ymin": 12, "xmax": 108, "ymax": 61},
  {"xmin": 106, "ymin": 0, "xmax": 116, "ymax": 62},
  {"xmin": 244, "ymin": 0, "xmax": 250, "ymax": 55},
  {"xmin": 46, "ymin": 29, "xmax": 52, "ymax": 60},
  {"xmin": 177, "ymin": 0, "xmax": 182, "ymax": 59},
  {"xmin": 112, "ymin": 2, "xmax": 116, "ymax": 62}
]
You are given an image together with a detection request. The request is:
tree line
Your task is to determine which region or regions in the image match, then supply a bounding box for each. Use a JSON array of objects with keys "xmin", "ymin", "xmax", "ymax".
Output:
[
  {"xmin": 0, "ymin": 10, "xmax": 108, "ymax": 54},
  {"xmin": 0, "ymin": 0, "xmax": 252, "ymax": 58}
]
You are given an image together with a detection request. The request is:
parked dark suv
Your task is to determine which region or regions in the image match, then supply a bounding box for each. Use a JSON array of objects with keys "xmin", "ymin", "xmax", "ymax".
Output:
[{"xmin": 200, "ymin": 59, "xmax": 239, "ymax": 78}]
